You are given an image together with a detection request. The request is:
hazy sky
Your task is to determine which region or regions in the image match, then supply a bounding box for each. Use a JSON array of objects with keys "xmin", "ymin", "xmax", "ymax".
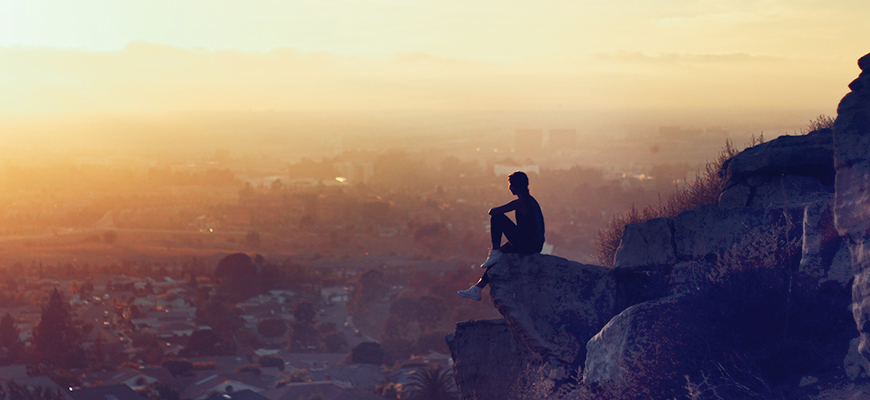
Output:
[{"xmin": 1, "ymin": 0, "xmax": 868, "ymax": 114}]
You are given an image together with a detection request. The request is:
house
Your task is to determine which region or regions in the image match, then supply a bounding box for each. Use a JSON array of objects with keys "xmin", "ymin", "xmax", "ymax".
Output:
[
  {"xmin": 280, "ymin": 353, "xmax": 346, "ymax": 370},
  {"xmin": 320, "ymin": 287, "xmax": 349, "ymax": 305},
  {"xmin": 78, "ymin": 368, "xmax": 160, "ymax": 390},
  {"xmin": 156, "ymin": 321, "xmax": 199, "ymax": 338},
  {"xmin": 310, "ymin": 364, "xmax": 385, "ymax": 391},
  {"xmin": 69, "ymin": 384, "xmax": 141, "ymax": 400},
  {"xmin": 261, "ymin": 381, "xmax": 349, "ymax": 400},
  {"xmin": 180, "ymin": 376, "xmax": 261, "ymax": 400},
  {"xmin": 260, "ymin": 381, "xmax": 381, "ymax": 400},
  {"xmin": 204, "ymin": 389, "xmax": 270, "ymax": 400}
]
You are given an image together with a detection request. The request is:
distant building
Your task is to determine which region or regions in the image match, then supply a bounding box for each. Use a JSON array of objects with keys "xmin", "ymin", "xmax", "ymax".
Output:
[
  {"xmin": 70, "ymin": 385, "xmax": 139, "ymax": 400},
  {"xmin": 333, "ymin": 161, "xmax": 374, "ymax": 184},
  {"xmin": 321, "ymin": 287, "xmax": 350, "ymax": 305},
  {"xmin": 493, "ymin": 163, "xmax": 539, "ymax": 176}
]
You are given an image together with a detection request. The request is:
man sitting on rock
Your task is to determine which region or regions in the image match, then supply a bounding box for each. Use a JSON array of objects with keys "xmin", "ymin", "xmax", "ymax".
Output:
[{"xmin": 459, "ymin": 171, "xmax": 545, "ymax": 301}]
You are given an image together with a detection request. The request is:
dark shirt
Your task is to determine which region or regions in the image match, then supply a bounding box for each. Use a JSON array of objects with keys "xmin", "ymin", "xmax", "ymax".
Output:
[{"xmin": 516, "ymin": 195, "xmax": 545, "ymax": 253}]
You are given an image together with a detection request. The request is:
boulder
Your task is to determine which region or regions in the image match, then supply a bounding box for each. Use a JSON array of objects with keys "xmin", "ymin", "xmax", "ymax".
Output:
[
  {"xmin": 672, "ymin": 205, "xmax": 802, "ymax": 261},
  {"xmin": 721, "ymin": 128, "xmax": 835, "ymax": 191},
  {"xmin": 668, "ymin": 261, "xmax": 709, "ymax": 295},
  {"xmin": 613, "ymin": 217, "xmax": 676, "ymax": 270},
  {"xmin": 583, "ymin": 294, "xmax": 706, "ymax": 398},
  {"xmin": 834, "ymin": 52, "xmax": 870, "ymax": 362},
  {"xmin": 718, "ymin": 183, "xmax": 750, "ymax": 207},
  {"xmin": 748, "ymin": 175, "xmax": 827, "ymax": 208},
  {"xmin": 446, "ymin": 319, "xmax": 528, "ymax": 400},
  {"xmin": 845, "ymin": 337, "xmax": 870, "ymax": 381},
  {"xmin": 800, "ymin": 198, "xmax": 851, "ymax": 287},
  {"xmin": 487, "ymin": 254, "xmax": 617, "ymax": 368}
]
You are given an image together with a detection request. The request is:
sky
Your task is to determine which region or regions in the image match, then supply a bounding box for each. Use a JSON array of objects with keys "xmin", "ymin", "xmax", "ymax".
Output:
[{"xmin": 1, "ymin": 0, "xmax": 868, "ymax": 114}]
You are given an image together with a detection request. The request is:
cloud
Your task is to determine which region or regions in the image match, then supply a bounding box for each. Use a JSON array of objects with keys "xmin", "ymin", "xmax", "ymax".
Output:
[
  {"xmin": 652, "ymin": 11, "xmax": 763, "ymax": 26},
  {"xmin": 593, "ymin": 51, "xmax": 785, "ymax": 65},
  {"xmin": 0, "ymin": 41, "xmax": 851, "ymax": 114}
]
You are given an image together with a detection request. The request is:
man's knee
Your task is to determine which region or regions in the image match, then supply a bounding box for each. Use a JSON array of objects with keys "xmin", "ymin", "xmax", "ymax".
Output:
[{"xmin": 491, "ymin": 213, "xmax": 511, "ymax": 225}]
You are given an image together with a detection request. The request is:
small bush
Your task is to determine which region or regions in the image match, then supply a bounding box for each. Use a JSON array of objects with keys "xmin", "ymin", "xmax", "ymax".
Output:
[
  {"xmin": 802, "ymin": 114, "xmax": 836, "ymax": 133},
  {"xmin": 684, "ymin": 228, "xmax": 852, "ymax": 398},
  {"xmin": 258, "ymin": 354, "xmax": 285, "ymax": 371}
]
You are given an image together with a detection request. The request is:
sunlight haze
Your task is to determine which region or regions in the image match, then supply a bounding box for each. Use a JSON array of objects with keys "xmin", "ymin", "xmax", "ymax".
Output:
[{"xmin": 1, "ymin": 0, "xmax": 867, "ymax": 115}]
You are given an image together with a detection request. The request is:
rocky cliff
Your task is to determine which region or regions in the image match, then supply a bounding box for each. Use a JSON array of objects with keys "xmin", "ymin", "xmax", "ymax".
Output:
[
  {"xmin": 448, "ymin": 53, "xmax": 870, "ymax": 400},
  {"xmin": 834, "ymin": 52, "xmax": 870, "ymax": 369}
]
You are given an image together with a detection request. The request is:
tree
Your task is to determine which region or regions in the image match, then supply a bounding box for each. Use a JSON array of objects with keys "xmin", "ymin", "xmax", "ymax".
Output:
[
  {"xmin": 289, "ymin": 323, "xmax": 320, "ymax": 352},
  {"xmin": 347, "ymin": 269, "xmax": 389, "ymax": 317},
  {"xmin": 144, "ymin": 382, "xmax": 179, "ymax": 400},
  {"xmin": 257, "ymin": 354, "xmax": 285, "ymax": 371},
  {"xmin": 293, "ymin": 301, "xmax": 316, "ymax": 326},
  {"xmin": 323, "ymin": 332, "xmax": 348, "ymax": 353},
  {"xmin": 32, "ymin": 289, "xmax": 84, "ymax": 368},
  {"xmin": 403, "ymin": 366, "xmax": 459, "ymax": 400},
  {"xmin": 417, "ymin": 296, "xmax": 448, "ymax": 330},
  {"xmin": 389, "ymin": 297, "xmax": 421, "ymax": 322},
  {"xmin": 213, "ymin": 253, "xmax": 260, "ymax": 303},
  {"xmin": 0, "ymin": 312, "xmax": 22, "ymax": 364},
  {"xmin": 245, "ymin": 231, "xmax": 261, "ymax": 248},
  {"xmin": 162, "ymin": 358, "xmax": 194, "ymax": 377},
  {"xmin": 180, "ymin": 329, "xmax": 225, "ymax": 357},
  {"xmin": 349, "ymin": 342, "xmax": 384, "ymax": 365},
  {"xmin": 257, "ymin": 319, "xmax": 287, "ymax": 339}
]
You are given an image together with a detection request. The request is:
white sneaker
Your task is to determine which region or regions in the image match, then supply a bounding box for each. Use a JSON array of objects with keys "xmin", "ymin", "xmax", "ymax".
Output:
[
  {"xmin": 479, "ymin": 249, "xmax": 503, "ymax": 269},
  {"xmin": 458, "ymin": 285, "xmax": 482, "ymax": 301}
]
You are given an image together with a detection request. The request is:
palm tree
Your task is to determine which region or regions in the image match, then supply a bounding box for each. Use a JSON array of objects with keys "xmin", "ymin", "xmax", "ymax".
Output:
[{"xmin": 403, "ymin": 366, "xmax": 459, "ymax": 400}]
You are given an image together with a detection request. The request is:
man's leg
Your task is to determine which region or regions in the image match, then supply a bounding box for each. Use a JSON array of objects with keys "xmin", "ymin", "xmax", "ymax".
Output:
[
  {"xmin": 480, "ymin": 214, "xmax": 518, "ymax": 269},
  {"xmin": 460, "ymin": 215, "xmax": 520, "ymax": 301},
  {"xmin": 490, "ymin": 214, "xmax": 517, "ymax": 249}
]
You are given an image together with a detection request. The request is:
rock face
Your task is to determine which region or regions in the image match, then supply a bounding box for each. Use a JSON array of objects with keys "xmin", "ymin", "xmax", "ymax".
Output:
[
  {"xmin": 446, "ymin": 319, "xmax": 528, "ymax": 400},
  {"xmin": 448, "ymin": 53, "xmax": 870, "ymax": 400},
  {"xmin": 720, "ymin": 128, "xmax": 835, "ymax": 208},
  {"xmin": 487, "ymin": 254, "xmax": 618, "ymax": 369},
  {"xmin": 584, "ymin": 295, "xmax": 706, "ymax": 397},
  {"xmin": 613, "ymin": 217, "xmax": 676, "ymax": 270},
  {"xmin": 834, "ymin": 52, "xmax": 870, "ymax": 363}
]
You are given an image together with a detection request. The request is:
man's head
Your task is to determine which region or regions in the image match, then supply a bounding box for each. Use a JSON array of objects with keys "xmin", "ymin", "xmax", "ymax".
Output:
[{"xmin": 508, "ymin": 171, "xmax": 530, "ymax": 195}]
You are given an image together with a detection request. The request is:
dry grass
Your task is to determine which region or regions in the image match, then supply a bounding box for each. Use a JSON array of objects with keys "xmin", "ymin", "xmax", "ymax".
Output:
[
  {"xmin": 594, "ymin": 139, "xmax": 743, "ymax": 267},
  {"xmin": 596, "ymin": 114, "xmax": 836, "ymax": 268},
  {"xmin": 802, "ymin": 114, "xmax": 836, "ymax": 133}
]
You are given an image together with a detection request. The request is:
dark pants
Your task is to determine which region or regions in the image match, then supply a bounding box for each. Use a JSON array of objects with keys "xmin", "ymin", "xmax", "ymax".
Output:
[{"xmin": 476, "ymin": 214, "xmax": 538, "ymax": 288}]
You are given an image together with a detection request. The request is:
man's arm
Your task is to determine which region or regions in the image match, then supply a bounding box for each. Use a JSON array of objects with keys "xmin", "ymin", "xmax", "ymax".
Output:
[{"xmin": 488, "ymin": 199, "xmax": 521, "ymax": 215}]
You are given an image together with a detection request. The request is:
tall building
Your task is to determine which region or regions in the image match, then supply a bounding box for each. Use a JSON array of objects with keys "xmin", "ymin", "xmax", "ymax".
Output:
[{"xmin": 333, "ymin": 161, "xmax": 374, "ymax": 184}]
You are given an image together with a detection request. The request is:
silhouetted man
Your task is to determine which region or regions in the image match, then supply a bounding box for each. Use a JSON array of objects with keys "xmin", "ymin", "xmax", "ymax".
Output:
[{"xmin": 458, "ymin": 171, "xmax": 545, "ymax": 301}]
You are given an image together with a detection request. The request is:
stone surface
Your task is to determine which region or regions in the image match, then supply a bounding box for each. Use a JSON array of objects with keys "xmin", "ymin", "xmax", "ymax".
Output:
[
  {"xmin": 487, "ymin": 254, "xmax": 617, "ymax": 367},
  {"xmin": 721, "ymin": 129, "xmax": 835, "ymax": 190},
  {"xmin": 718, "ymin": 183, "xmax": 750, "ymax": 207},
  {"xmin": 672, "ymin": 205, "xmax": 802, "ymax": 261},
  {"xmin": 826, "ymin": 243, "xmax": 854, "ymax": 286},
  {"xmin": 613, "ymin": 217, "xmax": 676, "ymax": 270},
  {"xmin": 583, "ymin": 294, "xmax": 706, "ymax": 397},
  {"xmin": 446, "ymin": 319, "xmax": 528, "ymax": 400},
  {"xmin": 845, "ymin": 337, "xmax": 870, "ymax": 381},
  {"xmin": 668, "ymin": 261, "xmax": 709, "ymax": 295},
  {"xmin": 749, "ymin": 175, "xmax": 827, "ymax": 208},
  {"xmin": 834, "ymin": 52, "xmax": 870, "ymax": 364},
  {"xmin": 800, "ymin": 198, "xmax": 845, "ymax": 283}
]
